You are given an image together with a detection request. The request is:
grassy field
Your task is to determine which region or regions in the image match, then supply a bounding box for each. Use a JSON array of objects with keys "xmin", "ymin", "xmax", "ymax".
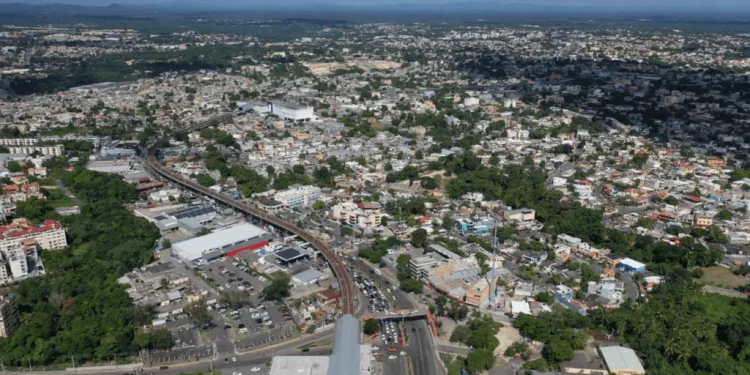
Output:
[{"xmin": 697, "ymin": 266, "xmax": 747, "ymax": 288}]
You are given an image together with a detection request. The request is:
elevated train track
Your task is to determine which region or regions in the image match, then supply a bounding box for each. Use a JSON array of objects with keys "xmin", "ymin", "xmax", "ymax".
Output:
[{"xmin": 146, "ymin": 113, "xmax": 355, "ymax": 315}]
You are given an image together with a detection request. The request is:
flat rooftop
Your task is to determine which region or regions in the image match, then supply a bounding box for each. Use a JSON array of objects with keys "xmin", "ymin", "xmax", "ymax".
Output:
[
  {"xmin": 269, "ymin": 356, "xmax": 328, "ymax": 375},
  {"xmin": 173, "ymin": 223, "xmax": 267, "ymax": 261}
]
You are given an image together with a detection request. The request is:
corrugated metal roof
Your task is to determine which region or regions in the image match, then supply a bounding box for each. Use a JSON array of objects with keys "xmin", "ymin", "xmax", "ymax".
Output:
[
  {"xmin": 600, "ymin": 346, "xmax": 645, "ymax": 373},
  {"xmin": 327, "ymin": 315, "xmax": 360, "ymax": 375}
]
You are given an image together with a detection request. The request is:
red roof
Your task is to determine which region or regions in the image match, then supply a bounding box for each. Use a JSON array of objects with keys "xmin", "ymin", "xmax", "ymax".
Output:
[
  {"xmin": 319, "ymin": 289, "xmax": 340, "ymax": 300},
  {"xmin": 685, "ymin": 195, "xmax": 702, "ymax": 203},
  {"xmin": 0, "ymin": 219, "xmax": 63, "ymax": 240}
]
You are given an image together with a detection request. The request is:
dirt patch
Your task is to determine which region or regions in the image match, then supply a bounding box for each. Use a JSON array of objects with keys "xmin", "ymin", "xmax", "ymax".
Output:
[
  {"xmin": 494, "ymin": 325, "xmax": 523, "ymax": 356},
  {"xmin": 697, "ymin": 266, "xmax": 747, "ymax": 288}
]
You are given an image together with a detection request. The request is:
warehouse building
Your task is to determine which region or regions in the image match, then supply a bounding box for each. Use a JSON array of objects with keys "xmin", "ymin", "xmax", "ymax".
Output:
[
  {"xmin": 172, "ymin": 223, "xmax": 272, "ymax": 264},
  {"xmin": 275, "ymin": 246, "xmax": 312, "ymax": 265},
  {"xmin": 238, "ymin": 101, "xmax": 314, "ymax": 122}
]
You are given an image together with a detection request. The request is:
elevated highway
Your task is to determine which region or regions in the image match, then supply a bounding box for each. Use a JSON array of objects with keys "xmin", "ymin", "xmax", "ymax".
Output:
[{"xmin": 145, "ymin": 113, "xmax": 356, "ymax": 315}]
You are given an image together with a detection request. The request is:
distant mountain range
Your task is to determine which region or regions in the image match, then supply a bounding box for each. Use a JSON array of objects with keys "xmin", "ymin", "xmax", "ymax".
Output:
[{"xmin": 0, "ymin": 1, "xmax": 748, "ymax": 18}]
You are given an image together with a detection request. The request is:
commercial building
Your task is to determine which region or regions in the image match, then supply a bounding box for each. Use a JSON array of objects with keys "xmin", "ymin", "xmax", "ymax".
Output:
[
  {"xmin": 172, "ymin": 223, "xmax": 272, "ymax": 264},
  {"xmin": 0, "ymin": 292, "xmax": 20, "ymax": 337},
  {"xmin": 274, "ymin": 185, "xmax": 321, "ymax": 208},
  {"xmin": 292, "ymin": 268, "xmax": 327, "ymax": 286},
  {"xmin": 599, "ymin": 346, "xmax": 645, "ymax": 375},
  {"xmin": 616, "ymin": 258, "xmax": 646, "ymax": 274},
  {"xmin": 409, "ymin": 255, "xmax": 439, "ymax": 280},
  {"xmin": 275, "ymin": 247, "xmax": 312, "ymax": 265},
  {"xmin": 331, "ymin": 201, "xmax": 383, "ymax": 231},
  {"xmin": 0, "ymin": 219, "xmax": 67, "ymax": 253},
  {"xmin": 503, "ymin": 208, "xmax": 536, "ymax": 223},
  {"xmin": 269, "ymin": 101, "xmax": 315, "ymax": 122}
]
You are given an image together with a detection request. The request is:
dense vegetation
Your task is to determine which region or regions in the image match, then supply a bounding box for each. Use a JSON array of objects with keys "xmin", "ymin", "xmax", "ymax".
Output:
[
  {"xmin": 0, "ymin": 168, "xmax": 159, "ymax": 366},
  {"xmin": 512, "ymin": 282, "xmax": 750, "ymax": 374}
]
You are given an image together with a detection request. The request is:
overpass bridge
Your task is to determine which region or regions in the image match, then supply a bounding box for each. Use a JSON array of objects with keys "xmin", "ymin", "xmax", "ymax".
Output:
[{"xmin": 145, "ymin": 112, "xmax": 356, "ymax": 315}]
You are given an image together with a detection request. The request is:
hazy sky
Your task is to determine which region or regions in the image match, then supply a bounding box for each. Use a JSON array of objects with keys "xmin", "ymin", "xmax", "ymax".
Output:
[{"xmin": 6, "ymin": 0, "xmax": 750, "ymax": 10}]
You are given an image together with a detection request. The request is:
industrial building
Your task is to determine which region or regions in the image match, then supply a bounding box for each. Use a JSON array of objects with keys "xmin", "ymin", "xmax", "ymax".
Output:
[
  {"xmin": 269, "ymin": 314, "xmax": 373, "ymax": 375},
  {"xmin": 292, "ymin": 268, "xmax": 327, "ymax": 286},
  {"xmin": 239, "ymin": 100, "xmax": 314, "ymax": 122},
  {"xmin": 599, "ymin": 346, "xmax": 645, "ymax": 375},
  {"xmin": 172, "ymin": 223, "xmax": 272, "ymax": 264}
]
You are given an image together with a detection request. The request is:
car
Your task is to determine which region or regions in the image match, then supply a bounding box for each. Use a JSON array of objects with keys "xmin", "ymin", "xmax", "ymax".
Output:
[
  {"xmin": 388, "ymin": 355, "xmax": 397, "ymax": 360},
  {"xmin": 372, "ymin": 346, "xmax": 379, "ymax": 350},
  {"xmin": 232, "ymin": 357, "xmax": 237, "ymax": 362},
  {"xmin": 251, "ymin": 367, "xmax": 261, "ymax": 372},
  {"xmin": 400, "ymin": 351, "xmax": 406, "ymax": 356}
]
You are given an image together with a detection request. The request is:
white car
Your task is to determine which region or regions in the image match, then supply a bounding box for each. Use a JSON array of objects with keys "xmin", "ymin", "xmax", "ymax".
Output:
[
  {"xmin": 232, "ymin": 357, "xmax": 237, "ymax": 362},
  {"xmin": 251, "ymin": 367, "xmax": 261, "ymax": 372},
  {"xmin": 372, "ymin": 346, "xmax": 379, "ymax": 350},
  {"xmin": 400, "ymin": 351, "xmax": 406, "ymax": 356},
  {"xmin": 388, "ymin": 355, "xmax": 397, "ymax": 360}
]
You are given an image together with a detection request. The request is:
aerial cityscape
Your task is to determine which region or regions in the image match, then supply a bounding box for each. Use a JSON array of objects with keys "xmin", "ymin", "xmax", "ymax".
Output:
[{"xmin": 0, "ymin": 2, "xmax": 749, "ymax": 375}]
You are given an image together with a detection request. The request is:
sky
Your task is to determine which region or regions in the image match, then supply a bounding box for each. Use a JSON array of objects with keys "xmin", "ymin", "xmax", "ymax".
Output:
[{"xmin": 4, "ymin": 0, "xmax": 750, "ymax": 11}]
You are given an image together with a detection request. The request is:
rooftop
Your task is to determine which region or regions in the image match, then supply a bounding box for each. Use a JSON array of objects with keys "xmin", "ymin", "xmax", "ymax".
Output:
[
  {"xmin": 172, "ymin": 223, "xmax": 267, "ymax": 261},
  {"xmin": 600, "ymin": 346, "xmax": 645, "ymax": 373}
]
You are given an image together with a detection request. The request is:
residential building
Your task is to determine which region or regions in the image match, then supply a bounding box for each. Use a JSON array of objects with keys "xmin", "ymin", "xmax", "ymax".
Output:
[
  {"xmin": 274, "ymin": 185, "xmax": 321, "ymax": 208},
  {"xmin": 706, "ymin": 157, "xmax": 727, "ymax": 169},
  {"xmin": 331, "ymin": 201, "xmax": 383, "ymax": 231},
  {"xmin": 522, "ymin": 251, "xmax": 548, "ymax": 265},
  {"xmin": 503, "ymin": 208, "xmax": 536, "ymax": 222},
  {"xmin": 6, "ymin": 248, "xmax": 27, "ymax": 279},
  {"xmin": 0, "ymin": 219, "xmax": 67, "ymax": 253},
  {"xmin": 8, "ymin": 145, "xmax": 63, "ymax": 156},
  {"xmin": 0, "ymin": 293, "xmax": 20, "ymax": 337},
  {"xmin": 693, "ymin": 212, "xmax": 713, "ymax": 228}
]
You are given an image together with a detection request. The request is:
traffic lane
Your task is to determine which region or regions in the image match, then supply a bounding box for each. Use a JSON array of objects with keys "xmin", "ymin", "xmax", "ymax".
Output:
[
  {"xmin": 405, "ymin": 320, "xmax": 440, "ymax": 375},
  {"xmin": 383, "ymin": 351, "xmax": 408, "ymax": 375}
]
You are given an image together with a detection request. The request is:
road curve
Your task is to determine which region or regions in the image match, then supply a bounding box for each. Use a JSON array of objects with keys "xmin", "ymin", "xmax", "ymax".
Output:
[{"xmin": 145, "ymin": 114, "xmax": 355, "ymax": 315}]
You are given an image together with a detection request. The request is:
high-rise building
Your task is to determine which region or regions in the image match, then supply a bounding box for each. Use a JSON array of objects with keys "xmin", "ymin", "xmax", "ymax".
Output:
[
  {"xmin": 0, "ymin": 293, "xmax": 20, "ymax": 337},
  {"xmin": 0, "ymin": 219, "xmax": 67, "ymax": 253}
]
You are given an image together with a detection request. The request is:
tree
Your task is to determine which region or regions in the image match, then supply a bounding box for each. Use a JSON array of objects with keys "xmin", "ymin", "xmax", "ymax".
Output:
[
  {"xmin": 312, "ymin": 200, "xmax": 325, "ymax": 210},
  {"xmin": 535, "ymin": 292, "xmax": 555, "ymax": 304},
  {"xmin": 715, "ymin": 209, "xmax": 733, "ymax": 221},
  {"xmin": 450, "ymin": 325, "xmax": 472, "ymax": 344},
  {"xmin": 664, "ymin": 195, "xmax": 679, "ymax": 205},
  {"xmin": 196, "ymin": 173, "xmax": 216, "ymax": 187},
  {"xmin": 363, "ymin": 318, "xmax": 380, "ymax": 335},
  {"xmin": 400, "ymin": 279, "xmax": 423, "ymax": 294},
  {"xmin": 543, "ymin": 338, "xmax": 575, "ymax": 364},
  {"xmin": 466, "ymin": 349, "xmax": 495, "ymax": 373},
  {"xmin": 162, "ymin": 239, "xmax": 172, "ymax": 249},
  {"xmin": 420, "ymin": 177, "xmax": 437, "ymax": 190},
  {"xmin": 410, "ymin": 228, "xmax": 428, "ymax": 248},
  {"xmin": 149, "ymin": 328, "xmax": 174, "ymax": 350},
  {"xmin": 187, "ymin": 304, "xmax": 212, "ymax": 327},
  {"xmin": 262, "ymin": 272, "xmax": 292, "ymax": 301},
  {"xmin": 6, "ymin": 161, "xmax": 24, "ymax": 173}
]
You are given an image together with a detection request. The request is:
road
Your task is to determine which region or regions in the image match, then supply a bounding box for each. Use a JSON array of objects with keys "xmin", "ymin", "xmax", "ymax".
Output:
[
  {"xmin": 354, "ymin": 258, "xmax": 443, "ymax": 375},
  {"xmin": 55, "ymin": 179, "xmax": 84, "ymax": 208},
  {"xmin": 145, "ymin": 113, "xmax": 356, "ymax": 316},
  {"xmin": 6, "ymin": 339, "xmax": 332, "ymax": 375},
  {"xmin": 437, "ymin": 344, "xmax": 471, "ymax": 356}
]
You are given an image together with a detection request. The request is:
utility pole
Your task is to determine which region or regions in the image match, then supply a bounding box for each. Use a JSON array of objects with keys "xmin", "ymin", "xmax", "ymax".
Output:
[{"xmin": 71, "ymin": 355, "xmax": 75, "ymax": 373}]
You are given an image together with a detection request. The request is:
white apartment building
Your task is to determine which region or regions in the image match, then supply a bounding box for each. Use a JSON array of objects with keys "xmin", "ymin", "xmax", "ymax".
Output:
[
  {"xmin": 0, "ymin": 219, "xmax": 67, "ymax": 254},
  {"xmin": 0, "ymin": 258, "xmax": 8, "ymax": 284},
  {"xmin": 274, "ymin": 185, "xmax": 321, "ymax": 208},
  {"xmin": 331, "ymin": 201, "xmax": 383, "ymax": 231},
  {"xmin": 6, "ymin": 249, "xmax": 27, "ymax": 279},
  {"xmin": 0, "ymin": 138, "xmax": 38, "ymax": 147},
  {"xmin": 8, "ymin": 145, "xmax": 64, "ymax": 156}
]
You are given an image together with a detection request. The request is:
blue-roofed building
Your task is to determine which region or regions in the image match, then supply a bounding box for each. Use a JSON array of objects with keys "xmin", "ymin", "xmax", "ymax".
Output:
[
  {"xmin": 456, "ymin": 219, "xmax": 475, "ymax": 234},
  {"xmin": 328, "ymin": 315, "xmax": 360, "ymax": 375}
]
